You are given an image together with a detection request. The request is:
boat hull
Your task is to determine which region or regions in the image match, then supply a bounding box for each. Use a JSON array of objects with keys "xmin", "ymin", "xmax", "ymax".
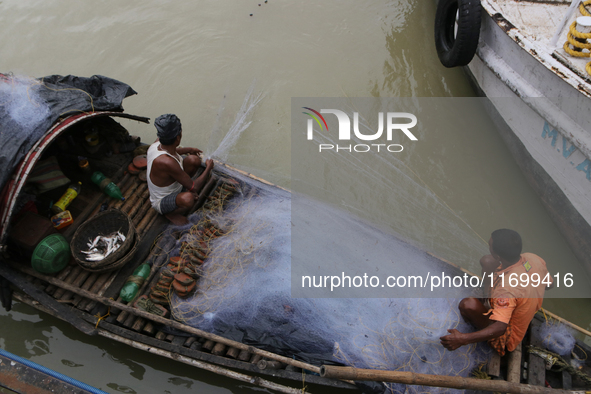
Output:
[{"xmin": 464, "ymin": 2, "xmax": 591, "ymax": 277}]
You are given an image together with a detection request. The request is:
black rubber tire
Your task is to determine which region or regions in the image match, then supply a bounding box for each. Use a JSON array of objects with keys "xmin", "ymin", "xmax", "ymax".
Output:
[{"xmin": 434, "ymin": 0, "xmax": 481, "ymax": 68}]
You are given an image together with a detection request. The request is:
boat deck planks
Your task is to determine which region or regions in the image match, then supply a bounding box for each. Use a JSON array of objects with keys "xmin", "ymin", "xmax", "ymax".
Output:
[
  {"xmin": 487, "ymin": 352, "xmax": 502, "ymax": 378},
  {"xmin": 507, "ymin": 342, "xmax": 522, "ymax": 383},
  {"xmin": 528, "ymin": 318, "xmax": 548, "ymax": 386}
]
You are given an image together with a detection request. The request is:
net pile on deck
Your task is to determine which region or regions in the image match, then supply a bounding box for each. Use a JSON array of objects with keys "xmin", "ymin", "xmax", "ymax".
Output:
[{"xmin": 154, "ymin": 167, "xmax": 492, "ymax": 394}]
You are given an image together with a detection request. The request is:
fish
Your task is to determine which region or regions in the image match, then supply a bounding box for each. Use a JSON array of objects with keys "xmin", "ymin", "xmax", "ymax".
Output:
[
  {"xmin": 81, "ymin": 230, "xmax": 126, "ymax": 261},
  {"xmin": 106, "ymin": 238, "xmax": 117, "ymax": 256},
  {"xmin": 85, "ymin": 253, "xmax": 105, "ymax": 262},
  {"xmin": 87, "ymin": 235, "xmax": 101, "ymax": 250}
]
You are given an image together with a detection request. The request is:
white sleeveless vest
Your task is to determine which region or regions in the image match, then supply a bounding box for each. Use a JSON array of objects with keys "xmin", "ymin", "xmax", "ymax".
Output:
[{"xmin": 146, "ymin": 142, "xmax": 184, "ymax": 214}]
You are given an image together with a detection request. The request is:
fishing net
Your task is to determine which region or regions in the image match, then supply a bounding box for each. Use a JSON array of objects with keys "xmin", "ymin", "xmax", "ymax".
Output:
[
  {"xmin": 155, "ymin": 167, "xmax": 492, "ymax": 394},
  {"xmin": 540, "ymin": 320, "xmax": 576, "ymax": 357}
]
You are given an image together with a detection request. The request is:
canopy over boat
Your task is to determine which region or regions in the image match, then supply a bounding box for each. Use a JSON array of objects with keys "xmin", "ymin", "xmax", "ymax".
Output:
[{"xmin": 0, "ymin": 74, "xmax": 148, "ymax": 247}]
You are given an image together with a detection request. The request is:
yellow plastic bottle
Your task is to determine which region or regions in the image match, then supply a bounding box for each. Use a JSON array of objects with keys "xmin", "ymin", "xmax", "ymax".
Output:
[{"xmin": 52, "ymin": 182, "xmax": 82, "ymax": 214}]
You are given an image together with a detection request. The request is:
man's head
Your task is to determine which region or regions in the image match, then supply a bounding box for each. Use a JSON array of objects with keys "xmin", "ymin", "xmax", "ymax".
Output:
[
  {"xmin": 155, "ymin": 114, "xmax": 182, "ymax": 145},
  {"xmin": 489, "ymin": 229, "xmax": 522, "ymax": 263}
]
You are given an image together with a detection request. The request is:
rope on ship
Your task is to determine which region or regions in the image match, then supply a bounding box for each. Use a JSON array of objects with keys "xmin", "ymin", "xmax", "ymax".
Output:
[
  {"xmin": 564, "ymin": 0, "xmax": 591, "ymax": 75},
  {"xmin": 580, "ymin": 0, "xmax": 591, "ymax": 17}
]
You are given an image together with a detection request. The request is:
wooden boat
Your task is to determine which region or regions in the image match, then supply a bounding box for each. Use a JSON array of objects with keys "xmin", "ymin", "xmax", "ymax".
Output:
[
  {"xmin": 434, "ymin": 0, "xmax": 591, "ymax": 278},
  {"xmin": 1, "ymin": 75, "xmax": 590, "ymax": 393},
  {"xmin": 0, "ymin": 108, "xmax": 357, "ymax": 393}
]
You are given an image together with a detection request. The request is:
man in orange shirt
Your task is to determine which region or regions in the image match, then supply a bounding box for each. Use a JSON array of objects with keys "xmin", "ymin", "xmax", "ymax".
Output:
[{"xmin": 440, "ymin": 229, "xmax": 553, "ymax": 356}]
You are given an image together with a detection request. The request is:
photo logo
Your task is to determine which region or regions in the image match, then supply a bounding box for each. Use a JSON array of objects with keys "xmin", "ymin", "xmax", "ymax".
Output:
[
  {"xmin": 302, "ymin": 107, "xmax": 328, "ymax": 137},
  {"xmin": 303, "ymin": 107, "xmax": 418, "ymax": 153}
]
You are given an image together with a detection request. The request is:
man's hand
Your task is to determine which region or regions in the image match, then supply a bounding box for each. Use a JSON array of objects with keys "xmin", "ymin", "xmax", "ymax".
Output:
[
  {"xmin": 190, "ymin": 159, "xmax": 215, "ymax": 197},
  {"xmin": 440, "ymin": 321, "xmax": 507, "ymax": 351},
  {"xmin": 184, "ymin": 147, "xmax": 202, "ymax": 156},
  {"xmin": 190, "ymin": 180, "xmax": 199, "ymax": 199},
  {"xmin": 440, "ymin": 329, "xmax": 466, "ymax": 351}
]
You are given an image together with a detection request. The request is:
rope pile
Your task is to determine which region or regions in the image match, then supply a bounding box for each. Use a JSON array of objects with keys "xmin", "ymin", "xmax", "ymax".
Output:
[
  {"xmin": 171, "ymin": 185, "xmax": 275, "ymax": 322},
  {"xmin": 149, "ymin": 176, "xmax": 264, "ymax": 320},
  {"xmin": 564, "ymin": 0, "xmax": 591, "ymax": 75}
]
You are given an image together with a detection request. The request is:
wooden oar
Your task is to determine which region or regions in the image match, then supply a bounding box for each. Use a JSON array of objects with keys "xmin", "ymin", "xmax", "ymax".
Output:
[{"xmin": 320, "ymin": 365, "xmax": 573, "ymax": 394}]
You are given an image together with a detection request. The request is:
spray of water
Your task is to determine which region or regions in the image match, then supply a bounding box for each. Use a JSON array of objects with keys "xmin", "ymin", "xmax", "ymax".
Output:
[
  {"xmin": 205, "ymin": 81, "xmax": 263, "ymax": 162},
  {"xmin": 203, "ymin": 90, "xmax": 228, "ymax": 158}
]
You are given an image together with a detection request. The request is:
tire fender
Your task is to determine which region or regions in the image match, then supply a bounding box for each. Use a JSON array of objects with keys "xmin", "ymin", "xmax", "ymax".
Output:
[{"xmin": 434, "ymin": 0, "xmax": 482, "ymax": 68}]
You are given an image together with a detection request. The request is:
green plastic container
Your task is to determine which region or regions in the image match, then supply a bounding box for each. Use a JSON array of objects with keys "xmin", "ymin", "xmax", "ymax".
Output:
[
  {"xmin": 119, "ymin": 263, "xmax": 151, "ymax": 302},
  {"xmin": 31, "ymin": 234, "xmax": 70, "ymax": 274},
  {"xmin": 91, "ymin": 171, "xmax": 124, "ymax": 201}
]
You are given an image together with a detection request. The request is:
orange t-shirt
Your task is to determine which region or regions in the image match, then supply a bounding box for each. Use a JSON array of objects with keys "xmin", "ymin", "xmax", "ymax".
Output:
[{"xmin": 488, "ymin": 253, "xmax": 552, "ymax": 352}]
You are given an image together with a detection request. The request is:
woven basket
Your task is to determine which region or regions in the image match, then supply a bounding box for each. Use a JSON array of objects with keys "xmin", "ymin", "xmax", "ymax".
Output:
[{"xmin": 71, "ymin": 209, "xmax": 136, "ymax": 272}]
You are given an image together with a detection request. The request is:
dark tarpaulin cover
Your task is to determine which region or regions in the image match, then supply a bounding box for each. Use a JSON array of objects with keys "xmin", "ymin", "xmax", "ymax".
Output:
[{"xmin": 0, "ymin": 74, "xmax": 137, "ymax": 191}]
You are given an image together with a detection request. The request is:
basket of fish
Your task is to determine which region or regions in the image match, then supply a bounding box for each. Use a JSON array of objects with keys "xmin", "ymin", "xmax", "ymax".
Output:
[{"xmin": 71, "ymin": 209, "xmax": 136, "ymax": 272}]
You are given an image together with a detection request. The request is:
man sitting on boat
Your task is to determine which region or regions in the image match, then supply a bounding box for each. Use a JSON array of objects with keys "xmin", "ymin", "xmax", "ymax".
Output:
[
  {"xmin": 147, "ymin": 114, "xmax": 214, "ymax": 225},
  {"xmin": 440, "ymin": 229, "xmax": 553, "ymax": 356}
]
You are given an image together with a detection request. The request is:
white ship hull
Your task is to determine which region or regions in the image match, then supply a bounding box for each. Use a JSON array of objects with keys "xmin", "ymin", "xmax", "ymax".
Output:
[{"xmin": 462, "ymin": 0, "xmax": 591, "ymax": 275}]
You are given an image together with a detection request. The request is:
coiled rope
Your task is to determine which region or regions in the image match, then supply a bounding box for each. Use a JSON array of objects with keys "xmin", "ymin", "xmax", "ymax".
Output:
[
  {"xmin": 563, "ymin": 22, "xmax": 591, "ymax": 57},
  {"xmin": 580, "ymin": 0, "xmax": 591, "ymax": 17},
  {"xmin": 564, "ymin": 3, "xmax": 591, "ymax": 74}
]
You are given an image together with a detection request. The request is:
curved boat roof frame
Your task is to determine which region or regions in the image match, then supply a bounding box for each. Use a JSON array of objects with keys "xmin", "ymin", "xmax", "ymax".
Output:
[{"xmin": 0, "ymin": 111, "xmax": 149, "ymax": 248}]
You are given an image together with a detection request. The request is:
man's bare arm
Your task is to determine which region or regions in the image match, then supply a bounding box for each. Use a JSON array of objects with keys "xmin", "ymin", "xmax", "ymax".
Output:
[
  {"xmin": 159, "ymin": 156, "xmax": 195, "ymax": 190},
  {"xmin": 176, "ymin": 146, "xmax": 202, "ymax": 156},
  {"xmin": 191, "ymin": 159, "xmax": 214, "ymax": 195},
  {"xmin": 440, "ymin": 321, "xmax": 507, "ymax": 351}
]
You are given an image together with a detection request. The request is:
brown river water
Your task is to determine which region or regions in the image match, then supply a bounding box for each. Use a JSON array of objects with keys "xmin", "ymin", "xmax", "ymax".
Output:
[{"xmin": 1, "ymin": 1, "xmax": 590, "ymax": 393}]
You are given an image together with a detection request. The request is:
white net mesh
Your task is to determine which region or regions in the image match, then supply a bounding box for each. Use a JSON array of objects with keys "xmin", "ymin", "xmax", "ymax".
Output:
[{"xmin": 164, "ymin": 167, "xmax": 491, "ymax": 394}]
